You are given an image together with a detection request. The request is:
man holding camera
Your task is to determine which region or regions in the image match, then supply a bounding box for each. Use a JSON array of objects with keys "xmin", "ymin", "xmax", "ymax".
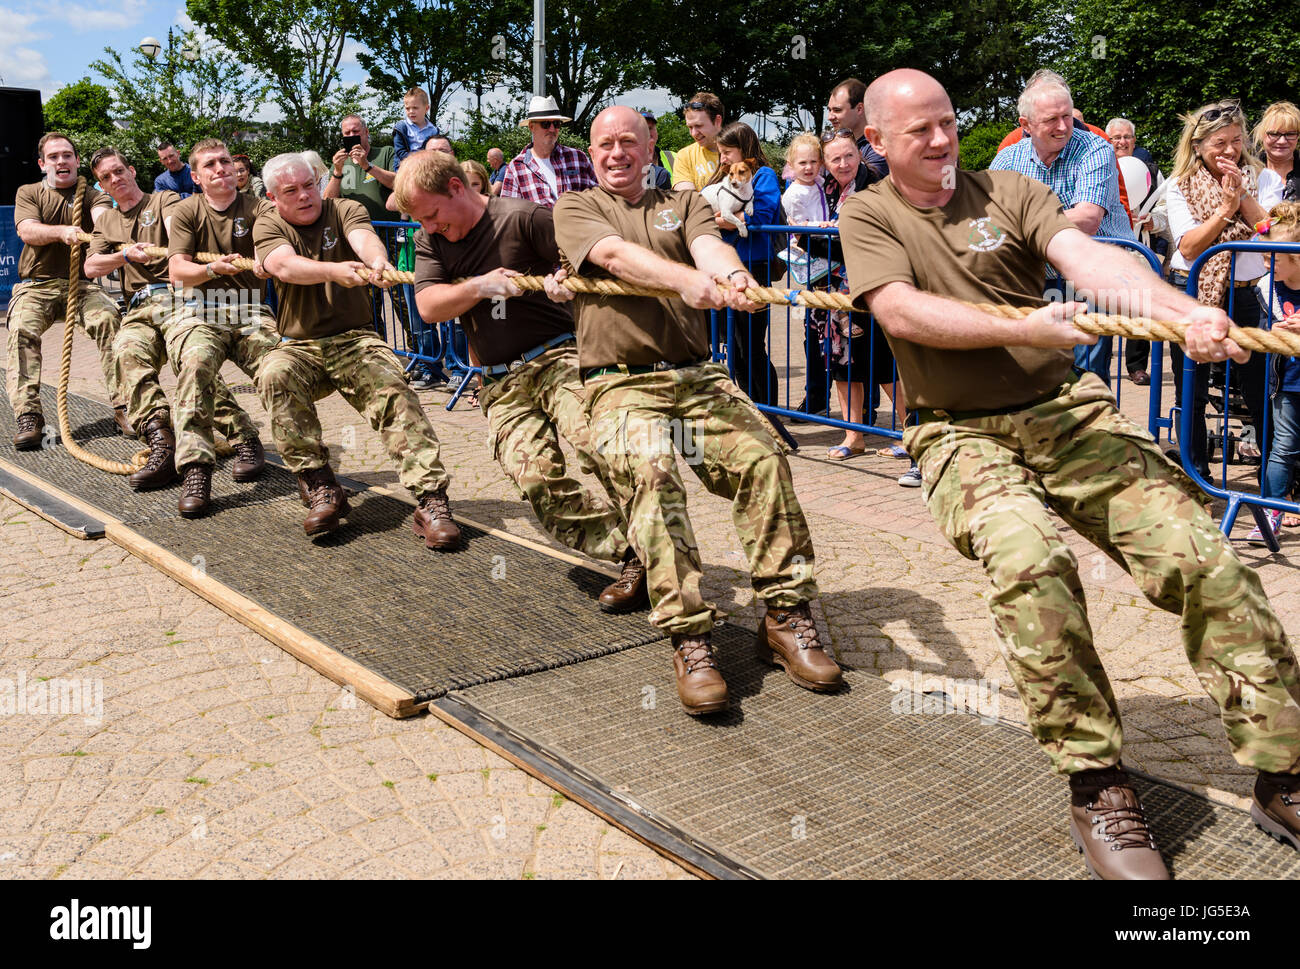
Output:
[{"xmin": 322, "ymin": 115, "xmax": 397, "ymax": 221}]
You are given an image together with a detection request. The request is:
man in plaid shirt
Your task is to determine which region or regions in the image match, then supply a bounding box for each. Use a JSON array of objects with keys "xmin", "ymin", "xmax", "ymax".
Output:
[
  {"xmin": 501, "ymin": 95, "xmax": 597, "ymax": 208},
  {"xmin": 991, "ymin": 69, "xmax": 1135, "ymax": 383}
]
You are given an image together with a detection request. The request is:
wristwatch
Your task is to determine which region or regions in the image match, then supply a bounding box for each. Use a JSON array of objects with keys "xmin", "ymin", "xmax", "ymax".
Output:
[{"xmin": 205, "ymin": 264, "xmax": 217, "ymax": 279}]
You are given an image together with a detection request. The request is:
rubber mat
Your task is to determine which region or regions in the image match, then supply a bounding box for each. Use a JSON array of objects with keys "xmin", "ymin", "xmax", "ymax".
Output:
[
  {"xmin": 130, "ymin": 492, "xmax": 662, "ymax": 701},
  {"xmin": 447, "ymin": 623, "xmax": 1300, "ymax": 879},
  {"xmin": 0, "ymin": 374, "xmax": 297, "ymax": 524}
]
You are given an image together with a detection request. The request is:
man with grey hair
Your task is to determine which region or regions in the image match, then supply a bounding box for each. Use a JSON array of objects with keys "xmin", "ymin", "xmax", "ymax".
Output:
[
  {"xmin": 991, "ymin": 70, "xmax": 1134, "ymax": 385},
  {"xmin": 487, "ymin": 147, "xmax": 506, "ymax": 196},
  {"xmin": 255, "ymin": 152, "xmax": 461, "ymax": 546},
  {"xmin": 323, "ymin": 115, "xmax": 396, "ymax": 221}
]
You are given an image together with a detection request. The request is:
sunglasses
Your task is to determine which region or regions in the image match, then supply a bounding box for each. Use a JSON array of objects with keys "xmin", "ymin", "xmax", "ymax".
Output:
[
  {"xmin": 821, "ymin": 128, "xmax": 854, "ymax": 143},
  {"xmin": 685, "ymin": 101, "xmax": 708, "ymax": 111},
  {"xmin": 1197, "ymin": 100, "xmax": 1243, "ymax": 126},
  {"xmin": 533, "ymin": 119, "xmax": 561, "ymax": 130}
]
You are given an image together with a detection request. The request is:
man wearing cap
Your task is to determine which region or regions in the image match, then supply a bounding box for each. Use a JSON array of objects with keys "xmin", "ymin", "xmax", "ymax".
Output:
[
  {"xmin": 553, "ymin": 105, "xmax": 842, "ymax": 716},
  {"xmin": 83, "ymin": 146, "xmax": 268, "ymax": 493},
  {"xmin": 500, "ymin": 96, "xmax": 597, "ymax": 208},
  {"xmin": 395, "ymin": 149, "xmax": 648, "ymax": 611},
  {"xmin": 7, "ymin": 131, "xmax": 133, "ymax": 448}
]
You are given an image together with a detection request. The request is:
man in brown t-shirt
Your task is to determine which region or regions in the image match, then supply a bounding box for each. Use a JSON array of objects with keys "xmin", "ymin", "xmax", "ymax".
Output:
[
  {"xmin": 841, "ymin": 68, "xmax": 1300, "ymax": 878},
  {"xmin": 552, "ymin": 105, "xmax": 842, "ymax": 715},
  {"xmin": 84, "ymin": 146, "xmax": 266, "ymax": 492},
  {"xmin": 254, "ymin": 152, "xmax": 460, "ymax": 546},
  {"xmin": 6, "ymin": 132, "xmax": 130, "ymax": 447},
  {"xmin": 164, "ymin": 139, "xmax": 280, "ymax": 516},
  {"xmin": 396, "ymin": 149, "xmax": 647, "ymax": 612}
]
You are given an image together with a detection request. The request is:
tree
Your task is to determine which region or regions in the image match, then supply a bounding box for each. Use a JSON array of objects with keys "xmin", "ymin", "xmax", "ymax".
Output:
[
  {"xmin": 185, "ymin": 0, "xmax": 360, "ymax": 154},
  {"xmin": 352, "ymin": 0, "xmax": 500, "ymax": 128},
  {"xmin": 1055, "ymin": 0, "xmax": 1300, "ymax": 166},
  {"xmin": 44, "ymin": 78, "xmax": 114, "ymax": 135}
]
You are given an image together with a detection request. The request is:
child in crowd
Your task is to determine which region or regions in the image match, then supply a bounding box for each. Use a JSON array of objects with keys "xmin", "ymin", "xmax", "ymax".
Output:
[
  {"xmin": 781, "ymin": 133, "xmax": 828, "ymax": 224},
  {"xmin": 1250, "ymin": 200, "xmax": 1300, "ymax": 543},
  {"xmin": 461, "ymin": 160, "xmax": 491, "ymax": 197},
  {"xmin": 393, "ymin": 87, "xmax": 442, "ymax": 170}
]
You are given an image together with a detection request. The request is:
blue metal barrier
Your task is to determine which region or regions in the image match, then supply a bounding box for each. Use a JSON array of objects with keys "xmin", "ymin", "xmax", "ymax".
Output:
[
  {"xmin": 1092, "ymin": 236, "xmax": 1167, "ymax": 439},
  {"xmin": 1181, "ymin": 240, "xmax": 1300, "ymax": 548}
]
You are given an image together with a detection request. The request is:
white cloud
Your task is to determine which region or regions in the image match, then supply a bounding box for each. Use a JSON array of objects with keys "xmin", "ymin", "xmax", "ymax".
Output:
[
  {"xmin": 340, "ymin": 40, "xmax": 366, "ymax": 66},
  {"xmin": 48, "ymin": 0, "xmax": 147, "ymax": 34},
  {"xmin": 0, "ymin": 11, "xmax": 53, "ymax": 93}
]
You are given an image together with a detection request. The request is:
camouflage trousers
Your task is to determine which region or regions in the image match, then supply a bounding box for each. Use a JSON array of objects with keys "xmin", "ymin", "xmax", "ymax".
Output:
[
  {"xmin": 5, "ymin": 277, "xmax": 121, "ymax": 417},
  {"xmin": 113, "ymin": 293, "xmax": 259, "ymax": 443},
  {"xmin": 480, "ymin": 345, "xmax": 628, "ymax": 564},
  {"xmin": 165, "ymin": 300, "xmax": 280, "ymax": 468},
  {"xmin": 257, "ymin": 327, "xmax": 449, "ymax": 495},
  {"xmin": 906, "ymin": 372, "xmax": 1300, "ymax": 775},
  {"xmin": 585, "ymin": 361, "xmax": 816, "ymax": 634}
]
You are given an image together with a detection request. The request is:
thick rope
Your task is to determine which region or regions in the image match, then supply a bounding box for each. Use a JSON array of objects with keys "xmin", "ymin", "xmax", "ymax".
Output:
[
  {"xmin": 61, "ymin": 182, "xmax": 147, "ymax": 474},
  {"xmin": 74, "ymin": 235, "xmax": 1300, "ymax": 355}
]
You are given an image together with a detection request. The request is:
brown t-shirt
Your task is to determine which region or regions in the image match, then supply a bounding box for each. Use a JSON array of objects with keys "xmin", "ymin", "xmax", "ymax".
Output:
[
  {"xmin": 89, "ymin": 191, "xmax": 180, "ymax": 298},
  {"xmin": 168, "ymin": 192, "xmax": 271, "ymax": 296},
  {"xmin": 14, "ymin": 181, "xmax": 111, "ymax": 281},
  {"xmin": 254, "ymin": 198, "xmax": 374, "ymax": 340},
  {"xmin": 413, "ymin": 197, "xmax": 573, "ymax": 366},
  {"xmin": 553, "ymin": 187, "xmax": 718, "ymax": 369},
  {"xmin": 839, "ymin": 169, "xmax": 1076, "ymax": 411}
]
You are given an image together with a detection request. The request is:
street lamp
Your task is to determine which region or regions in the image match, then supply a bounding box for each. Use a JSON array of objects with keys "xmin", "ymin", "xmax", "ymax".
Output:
[{"xmin": 139, "ymin": 36, "xmax": 162, "ymax": 60}]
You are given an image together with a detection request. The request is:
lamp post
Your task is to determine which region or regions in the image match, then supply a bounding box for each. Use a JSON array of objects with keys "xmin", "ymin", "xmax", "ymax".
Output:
[{"xmin": 139, "ymin": 29, "xmax": 200, "ymax": 128}]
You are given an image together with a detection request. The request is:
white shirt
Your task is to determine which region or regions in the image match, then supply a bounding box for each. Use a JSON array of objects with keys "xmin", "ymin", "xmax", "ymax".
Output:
[
  {"xmin": 1260, "ymin": 169, "xmax": 1285, "ymax": 210},
  {"xmin": 1165, "ymin": 178, "xmax": 1266, "ymax": 280},
  {"xmin": 781, "ymin": 181, "xmax": 828, "ymax": 225},
  {"xmin": 531, "ymin": 150, "xmax": 558, "ymax": 199}
]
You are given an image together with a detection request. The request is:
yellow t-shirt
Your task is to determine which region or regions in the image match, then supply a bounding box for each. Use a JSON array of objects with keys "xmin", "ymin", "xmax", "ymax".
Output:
[{"xmin": 670, "ymin": 142, "xmax": 719, "ymax": 191}]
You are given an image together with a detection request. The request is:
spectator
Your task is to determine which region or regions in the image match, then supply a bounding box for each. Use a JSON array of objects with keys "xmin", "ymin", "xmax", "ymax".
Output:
[
  {"xmin": 671, "ymin": 92, "xmax": 724, "ymax": 190},
  {"xmin": 639, "ymin": 111, "xmax": 672, "ymax": 189},
  {"xmin": 154, "ymin": 141, "xmax": 198, "ymax": 197},
  {"xmin": 460, "ymin": 160, "xmax": 491, "ymax": 197},
  {"xmin": 500, "ymin": 95, "xmax": 596, "ymax": 208},
  {"xmin": 1167, "ymin": 99, "xmax": 1271, "ymax": 475},
  {"xmin": 302, "ymin": 150, "xmax": 331, "ymax": 194},
  {"xmin": 426, "ymin": 136, "xmax": 454, "ymax": 157},
  {"xmin": 1106, "ymin": 116, "xmax": 1169, "ymax": 385},
  {"xmin": 231, "ymin": 154, "xmax": 266, "ymax": 199},
  {"xmin": 991, "ymin": 70, "xmax": 1135, "ymax": 385},
  {"xmin": 781, "ymin": 133, "xmax": 829, "ymax": 224},
  {"xmin": 817, "ymin": 130, "xmax": 907, "ymax": 473},
  {"xmin": 826, "ymin": 77, "xmax": 888, "ymax": 180},
  {"xmin": 705, "ymin": 121, "xmax": 779, "ymax": 405},
  {"xmin": 1253, "ymin": 101, "xmax": 1300, "ymax": 208},
  {"xmin": 393, "ymin": 87, "xmax": 442, "ymax": 170},
  {"xmin": 1251, "ymin": 202, "xmax": 1300, "ymax": 543},
  {"xmin": 486, "ymin": 147, "xmax": 505, "ymax": 196},
  {"xmin": 322, "ymin": 114, "xmax": 396, "ymax": 221}
]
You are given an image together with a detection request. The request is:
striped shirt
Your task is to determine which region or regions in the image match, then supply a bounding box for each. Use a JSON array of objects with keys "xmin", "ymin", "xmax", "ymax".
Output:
[{"xmin": 990, "ymin": 128, "xmax": 1134, "ymax": 266}]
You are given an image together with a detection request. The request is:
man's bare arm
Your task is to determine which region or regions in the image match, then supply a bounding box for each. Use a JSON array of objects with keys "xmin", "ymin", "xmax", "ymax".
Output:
[
  {"xmin": 587, "ymin": 235, "xmax": 722, "ymax": 309},
  {"xmin": 16, "ymin": 220, "xmax": 82, "ymax": 247},
  {"xmin": 1063, "ymin": 202, "xmax": 1104, "ymax": 236},
  {"xmin": 416, "ymin": 270, "xmax": 523, "ymax": 323}
]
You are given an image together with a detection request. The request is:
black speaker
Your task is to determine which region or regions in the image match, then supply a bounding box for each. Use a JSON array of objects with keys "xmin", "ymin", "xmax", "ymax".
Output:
[{"xmin": 0, "ymin": 87, "xmax": 44, "ymax": 207}]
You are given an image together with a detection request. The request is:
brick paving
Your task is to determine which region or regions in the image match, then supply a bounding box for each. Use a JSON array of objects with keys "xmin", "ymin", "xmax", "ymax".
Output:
[{"xmin": 2, "ymin": 314, "xmax": 1298, "ymax": 879}]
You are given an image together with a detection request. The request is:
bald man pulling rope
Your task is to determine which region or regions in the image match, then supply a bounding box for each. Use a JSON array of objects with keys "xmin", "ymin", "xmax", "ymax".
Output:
[{"xmin": 841, "ymin": 68, "xmax": 1300, "ymax": 879}]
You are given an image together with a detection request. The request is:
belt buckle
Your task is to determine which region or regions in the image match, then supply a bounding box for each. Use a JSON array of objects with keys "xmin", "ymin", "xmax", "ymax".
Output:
[
  {"xmin": 507, "ymin": 358, "xmax": 525, "ymax": 372},
  {"xmin": 652, "ymin": 361, "xmax": 672, "ymax": 372}
]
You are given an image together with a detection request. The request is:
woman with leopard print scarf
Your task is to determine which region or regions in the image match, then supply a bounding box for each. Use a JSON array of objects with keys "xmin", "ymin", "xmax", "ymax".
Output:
[{"xmin": 1166, "ymin": 100, "xmax": 1271, "ymax": 479}]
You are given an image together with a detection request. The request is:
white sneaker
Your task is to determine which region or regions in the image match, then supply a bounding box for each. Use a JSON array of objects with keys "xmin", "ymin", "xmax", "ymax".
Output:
[
  {"xmin": 1246, "ymin": 510, "xmax": 1283, "ymax": 546},
  {"xmin": 898, "ymin": 466, "xmax": 922, "ymax": 488}
]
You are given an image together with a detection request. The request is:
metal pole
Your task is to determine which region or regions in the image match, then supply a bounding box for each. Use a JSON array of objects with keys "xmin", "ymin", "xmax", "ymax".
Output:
[{"xmin": 532, "ymin": 0, "xmax": 545, "ymax": 96}]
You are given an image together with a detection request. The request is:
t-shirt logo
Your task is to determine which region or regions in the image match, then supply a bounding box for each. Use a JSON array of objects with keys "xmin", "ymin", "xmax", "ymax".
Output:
[
  {"xmin": 967, "ymin": 217, "xmax": 1006, "ymax": 253},
  {"xmin": 140, "ymin": 208, "xmax": 156, "ymax": 228},
  {"xmin": 232, "ymin": 217, "xmax": 250, "ymax": 238},
  {"xmin": 321, "ymin": 226, "xmax": 338, "ymax": 251},
  {"xmin": 654, "ymin": 209, "xmax": 682, "ymax": 232}
]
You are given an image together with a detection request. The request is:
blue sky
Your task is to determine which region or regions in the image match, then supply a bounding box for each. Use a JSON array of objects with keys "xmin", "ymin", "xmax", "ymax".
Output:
[{"xmin": 0, "ymin": 0, "xmax": 695, "ymax": 135}]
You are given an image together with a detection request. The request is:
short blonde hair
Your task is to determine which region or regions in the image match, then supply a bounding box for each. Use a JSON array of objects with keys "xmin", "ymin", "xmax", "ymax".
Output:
[
  {"xmin": 1252, "ymin": 101, "xmax": 1300, "ymax": 157},
  {"xmin": 1265, "ymin": 201, "xmax": 1300, "ymax": 243},
  {"xmin": 188, "ymin": 138, "xmax": 227, "ymax": 168},
  {"xmin": 404, "ymin": 87, "xmax": 429, "ymax": 107},
  {"xmin": 786, "ymin": 133, "xmax": 822, "ymax": 165},
  {"xmin": 393, "ymin": 149, "xmax": 467, "ymax": 211}
]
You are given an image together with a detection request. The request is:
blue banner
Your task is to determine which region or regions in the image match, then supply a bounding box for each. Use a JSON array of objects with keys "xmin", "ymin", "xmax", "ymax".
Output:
[{"xmin": 0, "ymin": 206, "xmax": 19, "ymax": 307}]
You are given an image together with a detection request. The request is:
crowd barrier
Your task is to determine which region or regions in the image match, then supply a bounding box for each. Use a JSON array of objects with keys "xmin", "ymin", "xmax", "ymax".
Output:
[{"xmin": 1179, "ymin": 240, "xmax": 1300, "ymax": 549}]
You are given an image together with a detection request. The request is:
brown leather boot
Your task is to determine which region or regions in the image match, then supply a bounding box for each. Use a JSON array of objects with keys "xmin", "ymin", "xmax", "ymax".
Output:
[
  {"xmin": 755, "ymin": 602, "xmax": 843, "ymax": 691},
  {"xmin": 1068, "ymin": 766, "xmax": 1170, "ymax": 879},
  {"xmin": 13, "ymin": 412, "xmax": 44, "ymax": 450},
  {"xmin": 128, "ymin": 412, "xmax": 179, "ymax": 491},
  {"xmin": 1252, "ymin": 771, "xmax": 1300, "ymax": 851},
  {"xmin": 298, "ymin": 465, "xmax": 350, "ymax": 537},
  {"xmin": 671, "ymin": 633, "xmax": 728, "ymax": 715},
  {"xmin": 113, "ymin": 405, "xmax": 134, "ymax": 437},
  {"xmin": 412, "ymin": 486, "xmax": 462, "ymax": 551},
  {"xmin": 598, "ymin": 548, "xmax": 649, "ymax": 613},
  {"xmin": 229, "ymin": 436, "xmax": 266, "ymax": 482},
  {"xmin": 176, "ymin": 463, "xmax": 213, "ymax": 518}
]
